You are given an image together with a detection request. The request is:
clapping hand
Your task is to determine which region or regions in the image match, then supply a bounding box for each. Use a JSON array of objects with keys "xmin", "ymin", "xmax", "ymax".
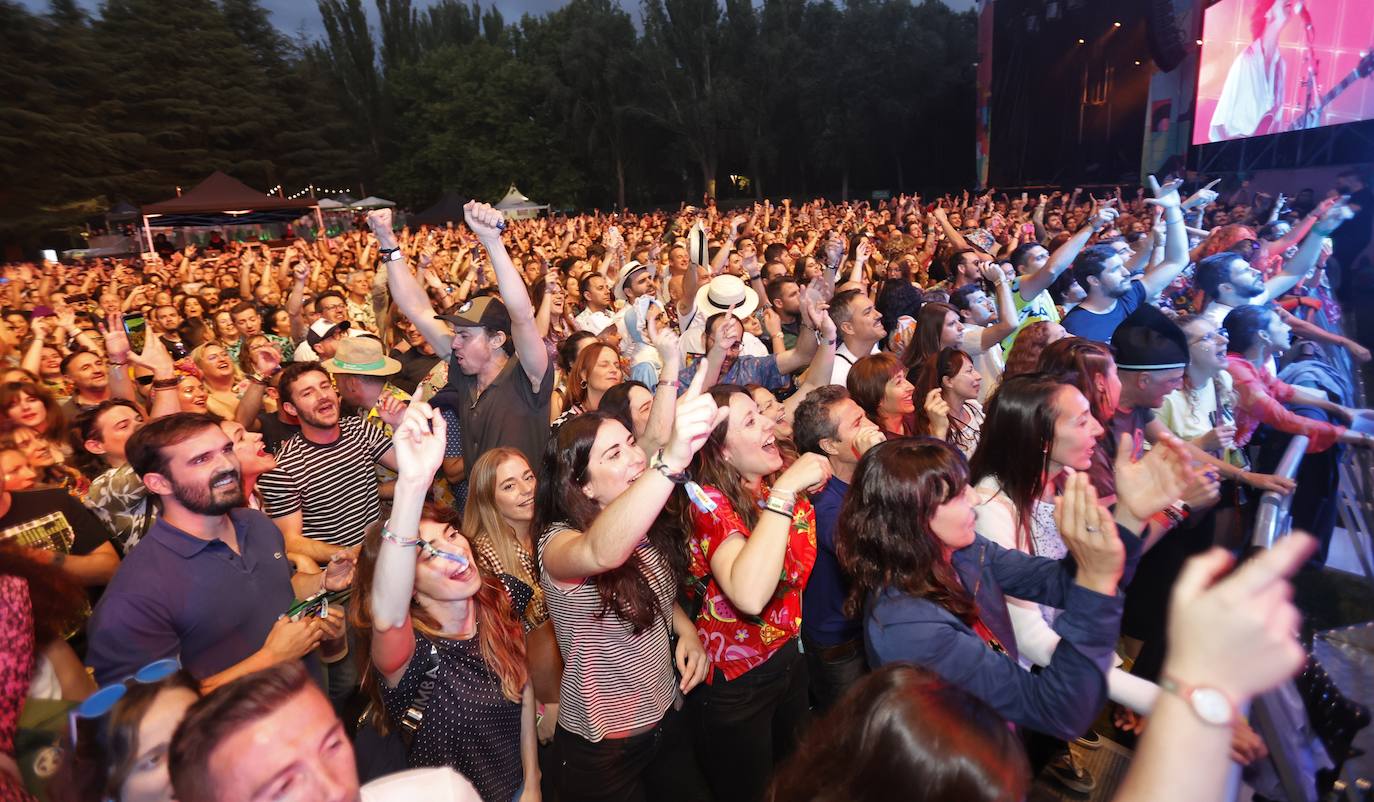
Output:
[
  {"xmin": 1055, "ymin": 467, "xmax": 1124, "ymax": 596},
  {"xmin": 1112, "ymin": 432, "xmax": 1193, "ymax": 528}
]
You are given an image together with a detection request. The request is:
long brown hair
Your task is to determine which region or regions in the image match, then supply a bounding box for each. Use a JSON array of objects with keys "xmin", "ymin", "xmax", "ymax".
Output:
[
  {"xmin": 668, "ymin": 385, "xmax": 768, "ymax": 558},
  {"xmin": 911, "ymin": 347, "xmax": 973, "ymax": 439},
  {"xmin": 767, "ymin": 665, "xmax": 1029, "ymax": 802},
  {"xmin": 1038, "ymin": 337, "xmax": 1116, "ymax": 427},
  {"xmin": 531, "ymin": 412, "xmax": 687, "ymax": 634},
  {"xmin": 900, "ymin": 301, "xmax": 959, "ymax": 377},
  {"xmin": 968, "ymin": 374, "xmax": 1065, "ymax": 554},
  {"xmin": 350, "ymin": 515, "xmax": 529, "ymax": 726},
  {"xmin": 837, "ymin": 438, "xmax": 976, "ymax": 623},
  {"xmin": 0, "ymin": 380, "xmax": 64, "ymax": 439}
]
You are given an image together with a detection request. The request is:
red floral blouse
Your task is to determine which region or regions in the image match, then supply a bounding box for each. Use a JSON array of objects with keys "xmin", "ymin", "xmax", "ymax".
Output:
[{"xmin": 687, "ymin": 485, "xmax": 817, "ymax": 682}]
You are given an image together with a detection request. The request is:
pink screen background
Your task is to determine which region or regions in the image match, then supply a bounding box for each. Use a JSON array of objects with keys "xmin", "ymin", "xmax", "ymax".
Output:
[{"xmin": 1194, "ymin": 0, "xmax": 1374, "ymax": 144}]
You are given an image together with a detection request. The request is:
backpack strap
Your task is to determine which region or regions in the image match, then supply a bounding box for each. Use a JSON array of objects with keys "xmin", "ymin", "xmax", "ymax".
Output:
[{"xmin": 395, "ymin": 638, "xmax": 441, "ymax": 747}]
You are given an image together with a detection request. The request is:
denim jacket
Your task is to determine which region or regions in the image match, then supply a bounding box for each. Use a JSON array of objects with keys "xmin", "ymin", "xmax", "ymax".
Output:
[{"xmin": 863, "ymin": 525, "xmax": 1142, "ymax": 740}]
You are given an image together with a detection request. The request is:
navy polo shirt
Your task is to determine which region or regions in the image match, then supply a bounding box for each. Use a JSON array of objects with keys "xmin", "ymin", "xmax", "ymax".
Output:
[
  {"xmin": 801, "ymin": 477, "xmax": 860, "ymax": 648},
  {"xmin": 1061, "ymin": 281, "xmax": 1147, "ymax": 343},
  {"xmin": 86, "ymin": 508, "xmax": 297, "ymax": 685}
]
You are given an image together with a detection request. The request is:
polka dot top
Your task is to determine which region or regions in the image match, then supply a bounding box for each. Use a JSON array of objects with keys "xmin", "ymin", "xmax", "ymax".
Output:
[{"xmin": 379, "ymin": 631, "xmax": 522, "ymax": 802}]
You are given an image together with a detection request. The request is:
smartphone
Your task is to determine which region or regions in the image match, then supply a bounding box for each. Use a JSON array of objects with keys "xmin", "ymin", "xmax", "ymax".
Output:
[
  {"xmin": 1022, "ymin": 223, "xmax": 1036, "ymax": 236},
  {"xmin": 287, "ymin": 588, "xmax": 352, "ymax": 621},
  {"xmin": 123, "ymin": 312, "xmax": 147, "ymax": 352},
  {"xmin": 41, "ymin": 249, "xmax": 57, "ymax": 263}
]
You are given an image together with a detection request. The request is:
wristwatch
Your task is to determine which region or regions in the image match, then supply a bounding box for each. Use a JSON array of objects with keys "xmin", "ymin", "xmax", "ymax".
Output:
[
  {"xmin": 380, "ymin": 247, "xmax": 405, "ymax": 264},
  {"xmin": 1160, "ymin": 675, "xmax": 1235, "ymax": 726}
]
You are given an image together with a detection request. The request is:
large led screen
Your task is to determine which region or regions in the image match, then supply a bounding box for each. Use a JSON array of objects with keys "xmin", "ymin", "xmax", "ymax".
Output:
[{"xmin": 1194, "ymin": 0, "xmax": 1374, "ymax": 145}]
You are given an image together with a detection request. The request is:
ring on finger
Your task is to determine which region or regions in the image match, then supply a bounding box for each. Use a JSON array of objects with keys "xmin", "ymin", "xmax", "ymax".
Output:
[{"xmin": 1084, "ymin": 525, "xmax": 1099, "ymax": 533}]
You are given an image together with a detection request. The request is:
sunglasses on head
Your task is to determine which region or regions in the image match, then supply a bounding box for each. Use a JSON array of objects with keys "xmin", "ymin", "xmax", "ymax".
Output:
[{"xmin": 69, "ymin": 658, "xmax": 181, "ymax": 749}]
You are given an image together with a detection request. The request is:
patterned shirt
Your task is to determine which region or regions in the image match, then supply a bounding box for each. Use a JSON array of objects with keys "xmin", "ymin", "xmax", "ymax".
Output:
[
  {"xmin": 85, "ymin": 464, "xmax": 155, "ymax": 553},
  {"xmin": 677, "ymin": 353, "xmax": 789, "ymax": 394},
  {"xmin": 1226, "ymin": 355, "xmax": 1344, "ymax": 452},
  {"xmin": 686, "ymin": 486, "xmax": 816, "ymax": 682}
]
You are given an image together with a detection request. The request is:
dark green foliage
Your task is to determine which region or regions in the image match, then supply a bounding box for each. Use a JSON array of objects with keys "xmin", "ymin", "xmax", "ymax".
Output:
[{"xmin": 0, "ymin": 0, "xmax": 974, "ymax": 242}]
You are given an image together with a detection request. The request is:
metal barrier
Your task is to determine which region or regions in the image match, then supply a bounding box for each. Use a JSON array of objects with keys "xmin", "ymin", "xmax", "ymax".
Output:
[
  {"xmin": 1225, "ymin": 434, "xmax": 1313, "ymax": 802},
  {"xmin": 1252, "ymin": 434, "xmax": 1312, "ymax": 550}
]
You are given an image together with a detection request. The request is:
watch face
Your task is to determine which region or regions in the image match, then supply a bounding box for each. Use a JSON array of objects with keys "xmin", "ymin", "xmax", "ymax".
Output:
[{"xmin": 1191, "ymin": 687, "xmax": 1233, "ymax": 725}]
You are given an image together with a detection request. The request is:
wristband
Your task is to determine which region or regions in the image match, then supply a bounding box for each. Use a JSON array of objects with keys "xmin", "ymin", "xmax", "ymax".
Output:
[
  {"xmin": 109, "ymin": 359, "xmax": 129, "ymax": 367},
  {"xmin": 151, "ymin": 377, "xmax": 180, "ymax": 390},
  {"xmin": 380, "ymin": 524, "xmax": 422, "ymax": 548},
  {"xmin": 762, "ymin": 492, "xmax": 795, "ymax": 519}
]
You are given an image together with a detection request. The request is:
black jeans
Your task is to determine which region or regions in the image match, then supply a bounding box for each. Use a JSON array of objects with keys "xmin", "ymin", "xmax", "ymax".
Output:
[
  {"xmin": 690, "ymin": 638, "xmax": 810, "ymax": 802},
  {"xmin": 801, "ymin": 633, "xmax": 868, "ymax": 713},
  {"xmin": 554, "ymin": 705, "xmax": 710, "ymax": 802}
]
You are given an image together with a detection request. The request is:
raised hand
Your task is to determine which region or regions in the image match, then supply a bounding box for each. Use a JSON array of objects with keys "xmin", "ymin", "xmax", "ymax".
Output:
[
  {"xmin": 1182, "ymin": 178, "xmax": 1221, "ymax": 210},
  {"xmin": 102, "ymin": 313, "xmax": 132, "ymax": 365},
  {"xmin": 1313, "ymin": 198, "xmax": 1356, "ymax": 235},
  {"xmin": 923, "ymin": 388, "xmax": 950, "ymax": 438},
  {"xmin": 647, "ymin": 310, "xmax": 680, "ymax": 363},
  {"xmin": 661, "ymin": 367, "xmax": 728, "ymax": 472},
  {"xmin": 366, "ymin": 208, "xmax": 395, "ymax": 237},
  {"xmin": 761, "ymin": 308, "xmax": 783, "ymax": 340},
  {"xmin": 131, "ymin": 325, "xmax": 176, "ymax": 377},
  {"xmin": 463, "ymin": 201, "xmax": 506, "ymax": 241},
  {"xmin": 1144, "ymin": 174, "xmax": 1184, "ymax": 211},
  {"xmin": 391, "ymin": 401, "xmax": 447, "ymax": 482},
  {"xmin": 1089, "ymin": 206, "xmax": 1121, "ymax": 233},
  {"xmin": 1055, "ymin": 467, "xmax": 1123, "ymax": 595}
]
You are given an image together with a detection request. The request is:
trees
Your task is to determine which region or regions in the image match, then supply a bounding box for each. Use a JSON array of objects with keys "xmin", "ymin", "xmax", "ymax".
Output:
[{"xmin": 1, "ymin": 0, "xmax": 975, "ymax": 246}]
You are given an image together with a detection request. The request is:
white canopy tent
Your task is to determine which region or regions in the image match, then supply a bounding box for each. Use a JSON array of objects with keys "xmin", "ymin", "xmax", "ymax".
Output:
[
  {"xmin": 493, "ymin": 185, "xmax": 548, "ymax": 220},
  {"xmin": 317, "ymin": 198, "xmax": 348, "ymax": 209},
  {"xmin": 352, "ymin": 196, "xmax": 396, "ymax": 209}
]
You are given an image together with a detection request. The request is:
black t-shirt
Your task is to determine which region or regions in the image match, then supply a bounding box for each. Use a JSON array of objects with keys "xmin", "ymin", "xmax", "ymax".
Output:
[
  {"xmin": 257, "ymin": 411, "xmax": 301, "ymax": 455},
  {"xmin": 391, "ymin": 347, "xmax": 440, "ymax": 395},
  {"xmin": 0, "ymin": 488, "xmax": 112, "ymax": 558},
  {"xmin": 434, "ymin": 353, "xmax": 554, "ymax": 472}
]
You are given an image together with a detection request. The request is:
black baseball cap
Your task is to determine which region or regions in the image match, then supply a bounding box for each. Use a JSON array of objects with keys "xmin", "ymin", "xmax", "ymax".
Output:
[
  {"xmin": 436, "ymin": 295, "xmax": 511, "ymax": 334},
  {"xmin": 1112, "ymin": 305, "xmax": 1190, "ymax": 371}
]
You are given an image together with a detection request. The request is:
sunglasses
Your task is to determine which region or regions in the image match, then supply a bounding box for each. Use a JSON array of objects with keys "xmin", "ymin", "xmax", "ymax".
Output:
[{"xmin": 69, "ymin": 658, "xmax": 181, "ymax": 749}]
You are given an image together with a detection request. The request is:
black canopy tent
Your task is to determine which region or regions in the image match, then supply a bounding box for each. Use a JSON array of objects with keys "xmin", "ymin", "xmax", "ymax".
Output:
[
  {"xmin": 410, "ymin": 192, "xmax": 467, "ymax": 227},
  {"xmin": 140, "ymin": 172, "xmax": 321, "ymax": 251}
]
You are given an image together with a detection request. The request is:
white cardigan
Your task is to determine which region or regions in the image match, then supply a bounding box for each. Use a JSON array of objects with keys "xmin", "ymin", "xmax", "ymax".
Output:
[{"xmin": 972, "ymin": 476, "xmax": 1160, "ymax": 715}]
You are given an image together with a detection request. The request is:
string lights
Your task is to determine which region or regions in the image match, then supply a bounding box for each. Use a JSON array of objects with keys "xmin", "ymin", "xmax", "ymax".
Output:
[{"xmin": 268, "ymin": 184, "xmax": 357, "ymax": 200}]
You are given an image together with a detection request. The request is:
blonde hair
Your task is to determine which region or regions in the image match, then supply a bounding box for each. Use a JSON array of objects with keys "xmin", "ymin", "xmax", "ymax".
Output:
[
  {"xmin": 463, "ymin": 449, "xmax": 544, "ymax": 622},
  {"xmin": 189, "ymin": 342, "xmax": 243, "ymax": 385}
]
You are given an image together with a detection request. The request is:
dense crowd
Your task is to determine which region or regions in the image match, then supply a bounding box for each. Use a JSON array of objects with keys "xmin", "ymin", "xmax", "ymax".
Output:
[{"xmin": 0, "ymin": 170, "xmax": 1371, "ymax": 802}]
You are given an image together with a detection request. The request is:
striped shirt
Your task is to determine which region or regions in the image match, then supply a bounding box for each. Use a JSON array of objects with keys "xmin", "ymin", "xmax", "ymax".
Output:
[
  {"xmin": 257, "ymin": 417, "xmax": 393, "ymax": 548},
  {"xmin": 539, "ymin": 524, "xmax": 677, "ymax": 742}
]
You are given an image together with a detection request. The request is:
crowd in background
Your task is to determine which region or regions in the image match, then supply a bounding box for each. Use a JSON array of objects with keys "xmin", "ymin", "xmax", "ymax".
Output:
[{"xmin": 0, "ymin": 169, "xmax": 1370, "ymax": 802}]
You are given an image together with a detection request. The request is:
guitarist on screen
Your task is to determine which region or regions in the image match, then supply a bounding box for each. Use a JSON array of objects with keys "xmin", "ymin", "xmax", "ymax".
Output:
[{"xmin": 1208, "ymin": 0, "xmax": 1301, "ymax": 141}]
